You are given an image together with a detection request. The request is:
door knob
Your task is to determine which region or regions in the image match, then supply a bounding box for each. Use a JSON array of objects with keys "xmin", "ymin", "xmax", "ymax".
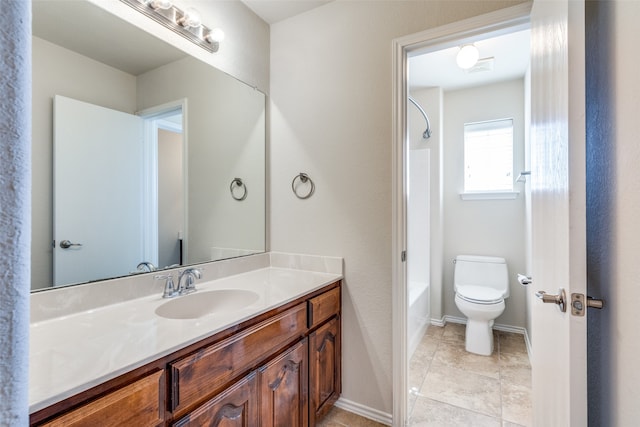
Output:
[
  {"xmin": 59, "ymin": 240, "xmax": 83, "ymax": 249},
  {"xmin": 535, "ymin": 288, "xmax": 567, "ymax": 312}
]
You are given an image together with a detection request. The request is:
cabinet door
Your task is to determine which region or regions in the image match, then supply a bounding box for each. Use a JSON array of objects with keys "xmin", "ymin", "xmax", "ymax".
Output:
[
  {"xmin": 308, "ymin": 316, "xmax": 341, "ymax": 425},
  {"xmin": 258, "ymin": 339, "xmax": 308, "ymax": 427},
  {"xmin": 173, "ymin": 372, "xmax": 258, "ymax": 427}
]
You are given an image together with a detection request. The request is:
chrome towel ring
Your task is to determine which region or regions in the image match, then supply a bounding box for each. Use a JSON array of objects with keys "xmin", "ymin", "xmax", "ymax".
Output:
[
  {"xmin": 292, "ymin": 173, "xmax": 315, "ymax": 199},
  {"xmin": 230, "ymin": 177, "xmax": 247, "ymax": 201}
]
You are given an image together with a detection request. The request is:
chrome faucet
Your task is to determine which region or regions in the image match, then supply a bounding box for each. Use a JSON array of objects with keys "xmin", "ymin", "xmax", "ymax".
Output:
[
  {"xmin": 137, "ymin": 261, "xmax": 157, "ymax": 272},
  {"xmin": 177, "ymin": 268, "xmax": 202, "ymax": 295}
]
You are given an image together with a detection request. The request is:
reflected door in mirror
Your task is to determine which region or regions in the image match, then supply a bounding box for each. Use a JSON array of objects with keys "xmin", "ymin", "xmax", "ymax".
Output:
[{"xmin": 53, "ymin": 95, "xmax": 145, "ymax": 286}]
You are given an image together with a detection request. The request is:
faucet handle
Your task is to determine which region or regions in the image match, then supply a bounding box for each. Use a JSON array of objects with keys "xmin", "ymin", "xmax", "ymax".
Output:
[
  {"xmin": 155, "ymin": 274, "xmax": 177, "ymax": 298},
  {"xmin": 177, "ymin": 267, "xmax": 203, "ymax": 295}
]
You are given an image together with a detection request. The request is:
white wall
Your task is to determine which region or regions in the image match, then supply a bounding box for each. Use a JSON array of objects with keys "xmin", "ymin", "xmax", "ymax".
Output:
[
  {"xmin": 442, "ymin": 78, "xmax": 527, "ymax": 328},
  {"xmin": 31, "ymin": 37, "xmax": 137, "ymax": 290},
  {"xmin": 270, "ymin": 0, "xmax": 529, "ymax": 416}
]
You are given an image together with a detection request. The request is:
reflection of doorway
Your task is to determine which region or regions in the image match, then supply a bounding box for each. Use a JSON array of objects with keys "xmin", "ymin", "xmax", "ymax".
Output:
[
  {"xmin": 139, "ymin": 100, "xmax": 186, "ymax": 270},
  {"xmin": 157, "ymin": 119, "xmax": 184, "ymax": 268}
]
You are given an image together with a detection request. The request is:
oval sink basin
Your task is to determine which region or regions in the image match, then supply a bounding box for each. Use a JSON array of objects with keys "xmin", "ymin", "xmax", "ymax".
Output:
[{"xmin": 155, "ymin": 289, "xmax": 260, "ymax": 320}]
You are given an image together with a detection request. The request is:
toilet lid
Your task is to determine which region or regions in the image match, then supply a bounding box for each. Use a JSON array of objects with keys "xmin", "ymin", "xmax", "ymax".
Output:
[{"xmin": 457, "ymin": 285, "xmax": 504, "ymax": 304}]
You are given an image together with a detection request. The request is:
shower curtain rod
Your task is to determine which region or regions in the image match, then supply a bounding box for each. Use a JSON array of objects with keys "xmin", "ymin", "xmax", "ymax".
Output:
[{"xmin": 408, "ymin": 96, "xmax": 432, "ymax": 139}]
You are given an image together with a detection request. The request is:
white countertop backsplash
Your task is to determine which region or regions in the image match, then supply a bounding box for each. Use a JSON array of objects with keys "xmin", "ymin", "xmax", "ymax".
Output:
[{"xmin": 30, "ymin": 252, "xmax": 343, "ymax": 413}]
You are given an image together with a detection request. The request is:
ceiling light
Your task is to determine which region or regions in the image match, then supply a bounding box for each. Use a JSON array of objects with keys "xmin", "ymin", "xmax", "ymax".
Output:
[{"xmin": 456, "ymin": 44, "xmax": 480, "ymax": 70}]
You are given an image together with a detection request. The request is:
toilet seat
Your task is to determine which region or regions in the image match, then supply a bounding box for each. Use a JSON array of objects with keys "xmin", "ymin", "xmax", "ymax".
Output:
[{"xmin": 456, "ymin": 285, "xmax": 503, "ymax": 304}]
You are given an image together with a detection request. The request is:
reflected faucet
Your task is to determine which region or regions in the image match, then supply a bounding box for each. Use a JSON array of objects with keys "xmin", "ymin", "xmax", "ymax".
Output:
[
  {"xmin": 136, "ymin": 261, "xmax": 157, "ymax": 272},
  {"xmin": 178, "ymin": 268, "xmax": 202, "ymax": 295}
]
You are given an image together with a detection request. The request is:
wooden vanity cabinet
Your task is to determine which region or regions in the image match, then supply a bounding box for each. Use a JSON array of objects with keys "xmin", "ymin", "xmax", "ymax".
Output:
[
  {"xmin": 309, "ymin": 316, "xmax": 341, "ymax": 426},
  {"xmin": 37, "ymin": 370, "xmax": 165, "ymax": 427},
  {"xmin": 30, "ymin": 281, "xmax": 341, "ymax": 427},
  {"xmin": 173, "ymin": 372, "xmax": 259, "ymax": 427},
  {"xmin": 258, "ymin": 338, "xmax": 309, "ymax": 426}
]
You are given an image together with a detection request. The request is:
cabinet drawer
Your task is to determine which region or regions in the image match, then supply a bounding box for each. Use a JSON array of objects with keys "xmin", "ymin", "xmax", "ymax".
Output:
[
  {"xmin": 308, "ymin": 287, "xmax": 340, "ymax": 329},
  {"xmin": 40, "ymin": 370, "xmax": 164, "ymax": 427},
  {"xmin": 170, "ymin": 303, "xmax": 307, "ymax": 415}
]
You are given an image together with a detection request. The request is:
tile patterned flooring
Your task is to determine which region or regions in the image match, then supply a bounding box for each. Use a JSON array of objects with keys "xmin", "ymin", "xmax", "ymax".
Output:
[
  {"xmin": 409, "ymin": 323, "xmax": 532, "ymax": 426},
  {"xmin": 317, "ymin": 323, "xmax": 532, "ymax": 427}
]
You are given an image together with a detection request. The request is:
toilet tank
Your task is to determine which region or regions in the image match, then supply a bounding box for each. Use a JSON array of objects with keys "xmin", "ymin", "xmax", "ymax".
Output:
[{"xmin": 454, "ymin": 255, "xmax": 509, "ymax": 298}]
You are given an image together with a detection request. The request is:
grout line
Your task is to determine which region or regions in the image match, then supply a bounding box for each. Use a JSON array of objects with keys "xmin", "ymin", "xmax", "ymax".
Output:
[{"xmin": 407, "ymin": 326, "xmax": 532, "ymax": 426}]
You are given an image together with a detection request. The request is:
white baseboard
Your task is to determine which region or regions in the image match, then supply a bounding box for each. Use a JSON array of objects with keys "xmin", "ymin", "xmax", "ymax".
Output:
[
  {"xmin": 430, "ymin": 317, "xmax": 446, "ymax": 327},
  {"xmin": 334, "ymin": 397, "xmax": 392, "ymax": 426}
]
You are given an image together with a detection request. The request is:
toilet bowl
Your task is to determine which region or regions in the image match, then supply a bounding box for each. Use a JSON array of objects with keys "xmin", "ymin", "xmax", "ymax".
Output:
[{"xmin": 454, "ymin": 255, "xmax": 509, "ymax": 356}]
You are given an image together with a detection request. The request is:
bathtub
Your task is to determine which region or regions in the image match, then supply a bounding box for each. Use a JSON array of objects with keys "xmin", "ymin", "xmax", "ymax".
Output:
[{"xmin": 408, "ymin": 280, "xmax": 430, "ymax": 359}]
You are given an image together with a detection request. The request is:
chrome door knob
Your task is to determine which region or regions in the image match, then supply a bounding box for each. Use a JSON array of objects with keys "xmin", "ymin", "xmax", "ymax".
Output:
[
  {"xmin": 535, "ymin": 288, "xmax": 567, "ymax": 312},
  {"xmin": 59, "ymin": 240, "xmax": 83, "ymax": 249}
]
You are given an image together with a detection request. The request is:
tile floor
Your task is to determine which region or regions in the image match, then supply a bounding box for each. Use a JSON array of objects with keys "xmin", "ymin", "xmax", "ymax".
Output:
[
  {"xmin": 316, "ymin": 323, "xmax": 532, "ymax": 427},
  {"xmin": 409, "ymin": 323, "xmax": 532, "ymax": 426}
]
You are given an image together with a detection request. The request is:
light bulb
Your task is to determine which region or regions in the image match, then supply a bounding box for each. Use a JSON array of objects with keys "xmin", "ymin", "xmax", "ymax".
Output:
[
  {"xmin": 180, "ymin": 7, "xmax": 202, "ymax": 28},
  {"xmin": 148, "ymin": 0, "xmax": 172, "ymax": 10},
  {"xmin": 206, "ymin": 28, "xmax": 225, "ymax": 43},
  {"xmin": 456, "ymin": 44, "xmax": 480, "ymax": 70}
]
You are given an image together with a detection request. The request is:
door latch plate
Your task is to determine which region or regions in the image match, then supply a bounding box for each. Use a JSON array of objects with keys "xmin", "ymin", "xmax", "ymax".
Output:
[
  {"xmin": 571, "ymin": 293, "xmax": 585, "ymax": 316},
  {"xmin": 571, "ymin": 293, "xmax": 605, "ymax": 316}
]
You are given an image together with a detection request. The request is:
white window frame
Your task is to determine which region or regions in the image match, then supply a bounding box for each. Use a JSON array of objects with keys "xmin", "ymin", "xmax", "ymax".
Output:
[{"xmin": 461, "ymin": 118, "xmax": 519, "ymax": 200}]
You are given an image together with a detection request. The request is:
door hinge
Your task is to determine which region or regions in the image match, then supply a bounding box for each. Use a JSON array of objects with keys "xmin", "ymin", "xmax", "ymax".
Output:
[
  {"xmin": 571, "ymin": 293, "xmax": 605, "ymax": 316},
  {"xmin": 401, "ymin": 251, "xmax": 407, "ymax": 262}
]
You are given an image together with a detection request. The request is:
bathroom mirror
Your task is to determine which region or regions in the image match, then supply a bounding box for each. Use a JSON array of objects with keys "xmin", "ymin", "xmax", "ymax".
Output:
[{"xmin": 31, "ymin": 0, "xmax": 266, "ymax": 291}]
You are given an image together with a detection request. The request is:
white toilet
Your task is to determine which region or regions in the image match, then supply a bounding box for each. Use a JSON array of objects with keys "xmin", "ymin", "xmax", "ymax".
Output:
[{"xmin": 454, "ymin": 255, "xmax": 509, "ymax": 356}]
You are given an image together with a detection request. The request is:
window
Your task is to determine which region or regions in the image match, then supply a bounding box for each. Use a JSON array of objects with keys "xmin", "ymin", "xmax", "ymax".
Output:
[{"xmin": 463, "ymin": 118, "xmax": 514, "ymax": 194}]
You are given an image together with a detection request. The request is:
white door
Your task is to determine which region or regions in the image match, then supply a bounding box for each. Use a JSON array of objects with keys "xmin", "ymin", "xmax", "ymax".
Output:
[
  {"xmin": 53, "ymin": 95, "xmax": 144, "ymax": 286},
  {"xmin": 529, "ymin": 0, "xmax": 587, "ymax": 425}
]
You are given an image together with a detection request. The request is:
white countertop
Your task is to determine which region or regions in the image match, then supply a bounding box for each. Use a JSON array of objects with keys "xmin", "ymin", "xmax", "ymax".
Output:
[{"xmin": 30, "ymin": 266, "xmax": 342, "ymax": 413}]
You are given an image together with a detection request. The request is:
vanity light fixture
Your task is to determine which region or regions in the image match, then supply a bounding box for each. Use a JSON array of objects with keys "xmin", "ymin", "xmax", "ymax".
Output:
[
  {"xmin": 178, "ymin": 7, "xmax": 202, "ymax": 29},
  {"xmin": 121, "ymin": 0, "xmax": 224, "ymax": 53},
  {"xmin": 456, "ymin": 44, "xmax": 480, "ymax": 70},
  {"xmin": 148, "ymin": 0, "xmax": 172, "ymax": 10}
]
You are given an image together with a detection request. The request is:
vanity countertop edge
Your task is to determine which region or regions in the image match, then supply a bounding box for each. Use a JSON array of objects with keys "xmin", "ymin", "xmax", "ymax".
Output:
[{"xmin": 29, "ymin": 264, "xmax": 343, "ymax": 413}]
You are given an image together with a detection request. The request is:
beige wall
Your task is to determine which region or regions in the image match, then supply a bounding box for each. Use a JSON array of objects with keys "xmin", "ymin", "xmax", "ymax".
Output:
[
  {"xmin": 270, "ymin": 0, "xmax": 528, "ymax": 415},
  {"xmin": 442, "ymin": 79, "xmax": 527, "ymax": 328},
  {"xmin": 137, "ymin": 57, "xmax": 266, "ymax": 263}
]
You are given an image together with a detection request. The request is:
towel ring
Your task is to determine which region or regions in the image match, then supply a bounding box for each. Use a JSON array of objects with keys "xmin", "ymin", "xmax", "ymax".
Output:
[
  {"xmin": 291, "ymin": 173, "xmax": 315, "ymax": 199},
  {"xmin": 230, "ymin": 178, "xmax": 247, "ymax": 201}
]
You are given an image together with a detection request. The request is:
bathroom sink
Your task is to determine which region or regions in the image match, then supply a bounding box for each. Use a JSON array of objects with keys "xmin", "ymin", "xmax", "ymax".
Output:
[{"xmin": 155, "ymin": 289, "xmax": 260, "ymax": 320}]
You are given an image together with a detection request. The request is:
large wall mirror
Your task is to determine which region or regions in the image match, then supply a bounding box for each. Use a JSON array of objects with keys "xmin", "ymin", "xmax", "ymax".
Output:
[{"xmin": 31, "ymin": 0, "xmax": 266, "ymax": 291}]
